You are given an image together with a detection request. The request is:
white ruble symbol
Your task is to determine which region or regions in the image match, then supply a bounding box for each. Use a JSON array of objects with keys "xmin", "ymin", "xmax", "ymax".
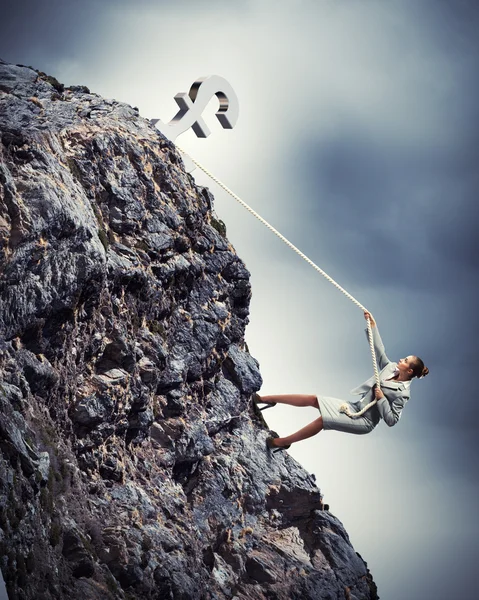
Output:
[{"xmin": 151, "ymin": 75, "xmax": 239, "ymax": 172}]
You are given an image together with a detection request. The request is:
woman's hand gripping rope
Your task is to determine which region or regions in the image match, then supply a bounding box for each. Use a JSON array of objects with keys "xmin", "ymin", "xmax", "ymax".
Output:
[{"xmin": 339, "ymin": 310, "xmax": 382, "ymax": 418}]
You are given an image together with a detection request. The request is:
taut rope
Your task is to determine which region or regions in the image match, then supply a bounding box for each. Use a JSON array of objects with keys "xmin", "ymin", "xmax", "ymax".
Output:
[{"xmin": 176, "ymin": 145, "xmax": 381, "ymax": 418}]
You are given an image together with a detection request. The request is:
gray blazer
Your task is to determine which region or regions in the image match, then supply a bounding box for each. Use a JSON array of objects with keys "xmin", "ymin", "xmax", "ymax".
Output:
[{"xmin": 350, "ymin": 326, "xmax": 410, "ymax": 427}]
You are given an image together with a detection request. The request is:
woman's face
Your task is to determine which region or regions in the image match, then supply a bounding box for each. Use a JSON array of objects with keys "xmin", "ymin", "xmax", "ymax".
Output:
[{"xmin": 397, "ymin": 355, "xmax": 415, "ymax": 378}]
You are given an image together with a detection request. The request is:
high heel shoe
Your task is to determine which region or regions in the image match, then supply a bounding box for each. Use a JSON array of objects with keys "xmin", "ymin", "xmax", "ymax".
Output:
[
  {"xmin": 266, "ymin": 436, "xmax": 291, "ymax": 453},
  {"xmin": 252, "ymin": 393, "xmax": 277, "ymax": 411}
]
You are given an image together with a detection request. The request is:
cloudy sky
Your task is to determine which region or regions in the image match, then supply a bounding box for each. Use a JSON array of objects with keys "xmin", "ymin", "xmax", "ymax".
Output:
[{"xmin": 1, "ymin": 1, "xmax": 479, "ymax": 598}]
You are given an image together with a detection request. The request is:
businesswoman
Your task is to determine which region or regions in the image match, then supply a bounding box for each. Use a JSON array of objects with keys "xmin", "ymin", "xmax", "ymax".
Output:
[{"xmin": 256, "ymin": 312, "xmax": 429, "ymax": 451}]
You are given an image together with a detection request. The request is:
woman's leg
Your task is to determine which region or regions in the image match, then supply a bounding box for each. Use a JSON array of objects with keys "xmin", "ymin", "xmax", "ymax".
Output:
[
  {"xmin": 272, "ymin": 416, "xmax": 324, "ymax": 447},
  {"xmin": 259, "ymin": 394, "xmax": 319, "ymax": 408}
]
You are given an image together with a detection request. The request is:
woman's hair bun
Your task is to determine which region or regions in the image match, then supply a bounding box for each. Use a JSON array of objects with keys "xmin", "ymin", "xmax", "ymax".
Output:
[{"xmin": 412, "ymin": 357, "xmax": 428, "ymax": 379}]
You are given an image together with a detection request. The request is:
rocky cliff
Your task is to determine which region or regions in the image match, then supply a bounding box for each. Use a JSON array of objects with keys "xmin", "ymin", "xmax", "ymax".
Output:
[{"xmin": 0, "ymin": 59, "xmax": 378, "ymax": 600}]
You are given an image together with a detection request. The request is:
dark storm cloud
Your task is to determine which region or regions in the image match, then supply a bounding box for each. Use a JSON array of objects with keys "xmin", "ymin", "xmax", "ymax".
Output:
[
  {"xmin": 0, "ymin": 0, "xmax": 102, "ymax": 64},
  {"xmin": 420, "ymin": 0, "xmax": 479, "ymax": 57},
  {"xmin": 289, "ymin": 0, "xmax": 479, "ymax": 296},
  {"xmin": 0, "ymin": 0, "xmax": 249, "ymax": 68},
  {"xmin": 299, "ymin": 132, "xmax": 479, "ymax": 292}
]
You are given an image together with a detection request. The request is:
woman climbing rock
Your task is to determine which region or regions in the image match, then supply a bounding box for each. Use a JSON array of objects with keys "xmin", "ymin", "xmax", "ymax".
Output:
[{"xmin": 256, "ymin": 311, "xmax": 429, "ymax": 452}]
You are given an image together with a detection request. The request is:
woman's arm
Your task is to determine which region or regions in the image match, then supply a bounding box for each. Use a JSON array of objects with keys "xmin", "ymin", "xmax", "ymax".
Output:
[
  {"xmin": 374, "ymin": 387, "xmax": 407, "ymax": 427},
  {"xmin": 364, "ymin": 312, "xmax": 391, "ymax": 370}
]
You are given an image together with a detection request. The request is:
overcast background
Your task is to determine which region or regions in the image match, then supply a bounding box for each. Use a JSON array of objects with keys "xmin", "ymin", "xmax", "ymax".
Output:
[{"xmin": 1, "ymin": 1, "xmax": 479, "ymax": 599}]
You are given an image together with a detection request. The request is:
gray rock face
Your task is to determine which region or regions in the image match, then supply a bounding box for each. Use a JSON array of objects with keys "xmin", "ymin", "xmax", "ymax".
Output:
[{"xmin": 0, "ymin": 59, "xmax": 378, "ymax": 600}]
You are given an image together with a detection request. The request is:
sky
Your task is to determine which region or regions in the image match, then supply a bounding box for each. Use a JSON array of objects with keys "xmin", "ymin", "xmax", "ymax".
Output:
[{"xmin": 1, "ymin": 1, "xmax": 479, "ymax": 598}]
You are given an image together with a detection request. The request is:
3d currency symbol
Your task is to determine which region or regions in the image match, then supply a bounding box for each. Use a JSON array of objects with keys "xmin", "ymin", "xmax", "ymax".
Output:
[{"xmin": 151, "ymin": 75, "xmax": 239, "ymax": 172}]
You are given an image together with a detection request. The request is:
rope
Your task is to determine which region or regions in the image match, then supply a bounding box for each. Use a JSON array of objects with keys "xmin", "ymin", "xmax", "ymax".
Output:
[{"xmin": 176, "ymin": 145, "xmax": 381, "ymax": 418}]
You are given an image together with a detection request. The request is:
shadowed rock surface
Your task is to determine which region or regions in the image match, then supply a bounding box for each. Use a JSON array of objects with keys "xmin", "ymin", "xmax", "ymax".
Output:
[{"xmin": 0, "ymin": 58, "xmax": 379, "ymax": 600}]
